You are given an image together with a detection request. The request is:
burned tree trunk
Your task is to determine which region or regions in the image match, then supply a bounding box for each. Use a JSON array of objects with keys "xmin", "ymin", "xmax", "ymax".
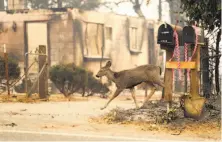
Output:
[
  {"xmin": 201, "ymin": 39, "xmax": 210, "ymax": 98},
  {"xmin": 215, "ymin": 29, "xmax": 221, "ymax": 95}
]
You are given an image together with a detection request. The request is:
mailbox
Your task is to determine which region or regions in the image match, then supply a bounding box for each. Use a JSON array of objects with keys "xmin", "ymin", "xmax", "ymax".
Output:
[
  {"xmin": 183, "ymin": 26, "xmax": 196, "ymax": 44},
  {"xmin": 157, "ymin": 23, "xmax": 183, "ymax": 48}
]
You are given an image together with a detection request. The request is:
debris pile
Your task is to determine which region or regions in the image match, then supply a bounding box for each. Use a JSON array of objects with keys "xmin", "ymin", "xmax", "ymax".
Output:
[{"xmin": 99, "ymin": 102, "xmax": 182, "ymax": 124}]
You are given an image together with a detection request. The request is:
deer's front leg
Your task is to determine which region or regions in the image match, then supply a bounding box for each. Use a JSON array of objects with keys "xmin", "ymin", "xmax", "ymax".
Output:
[
  {"xmin": 100, "ymin": 88, "xmax": 123, "ymax": 110},
  {"xmin": 130, "ymin": 88, "xmax": 139, "ymax": 109}
]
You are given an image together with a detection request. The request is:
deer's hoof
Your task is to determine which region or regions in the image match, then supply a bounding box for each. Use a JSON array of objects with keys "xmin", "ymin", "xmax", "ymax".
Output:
[
  {"xmin": 100, "ymin": 107, "xmax": 105, "ymax": 110},
  {"xmin": 140, "ymin": 105, "xmax": 146, "ymax": 109},
  {"xmin": 135, "ymin": 105, "xmax": 140, "ymax": 109}
]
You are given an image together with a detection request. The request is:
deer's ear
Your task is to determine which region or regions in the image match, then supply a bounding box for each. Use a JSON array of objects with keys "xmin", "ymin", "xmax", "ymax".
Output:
[{"xmin": 105, "ymin": 61, "xmax": 112, "ymax": 68}]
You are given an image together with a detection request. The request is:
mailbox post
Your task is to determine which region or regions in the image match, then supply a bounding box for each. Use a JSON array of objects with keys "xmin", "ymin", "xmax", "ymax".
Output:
[
  {"xmin": 181, "ymin": 26, "xmax": 206, "ymax": 118},
  {"xmin": 157, "ymin": 23, "xmax": 183, "ymax": 112},
  {"xmin": 158, "ymin": 23, "xmax": 206, "ymax": 118}
]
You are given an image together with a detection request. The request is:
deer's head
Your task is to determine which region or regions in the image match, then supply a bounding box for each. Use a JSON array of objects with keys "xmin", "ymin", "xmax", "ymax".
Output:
[{"xmin": 96, "ymin": 61, "xmax": 112, "ymax": 78}]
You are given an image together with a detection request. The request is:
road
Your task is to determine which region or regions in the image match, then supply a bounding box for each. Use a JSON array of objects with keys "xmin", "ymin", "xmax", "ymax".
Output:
[
  {"xmin": 0, "ymin": 95, "xmax": 220, "ymax": 141},
  {"xmin": 0, "ymin": 130, "xmax": 165, "ymax": 141}
]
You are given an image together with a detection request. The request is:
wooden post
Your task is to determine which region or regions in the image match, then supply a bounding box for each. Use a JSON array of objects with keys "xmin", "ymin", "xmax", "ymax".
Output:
[
  {"xmin": 190, "ymin": 44, "xmax": 200, "ymax": 98},
  {"xmin": 3, "ymin": 44, "xmax": 10, "ymax": 97},
  {"xmin": 162, "ymin": 48, "xmax": 174, "ymax": 112},
  {"xmin": 38, "ymin": 45, "xmax": 48, "ymax": 99}
]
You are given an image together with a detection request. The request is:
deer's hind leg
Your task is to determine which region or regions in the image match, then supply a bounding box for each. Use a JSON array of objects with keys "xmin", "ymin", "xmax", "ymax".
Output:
[
  {"xmin": 130, "ymin": 88, "xmax": 139, "ymax": 109},
  {"xmin": 143, "ymin": 83, "xmax": 149, "ymax": 101},
  {"xmin": 140, "ymin": 84, "xmax": 157, "ymax": 109},
  {"xmin": 156, "ymin": 80, "xmax": 165, "ymax": 88}
]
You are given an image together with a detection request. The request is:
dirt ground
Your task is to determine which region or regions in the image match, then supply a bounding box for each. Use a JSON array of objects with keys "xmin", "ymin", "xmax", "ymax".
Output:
[{"xmin": 0, "ymin": 92, "xmax": 221, "ymax": 141}]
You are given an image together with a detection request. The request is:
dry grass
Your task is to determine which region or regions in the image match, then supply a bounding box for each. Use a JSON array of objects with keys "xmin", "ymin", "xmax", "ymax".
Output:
[{"xmin": 0, "ymin": 93, "xmax": 89, "ymax": 103}]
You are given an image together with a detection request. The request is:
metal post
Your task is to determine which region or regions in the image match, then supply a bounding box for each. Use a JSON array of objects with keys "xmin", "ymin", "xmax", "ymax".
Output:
[
  {"xmin": 25, "ymin": 65, "xmax": 28, "ymax": 98},
  {"xmin": 3, "ymin": 44, "xmax": 10, "ymax": 97},
  {"xmin": 25, "ymin": 51, "xmax": 28, "ymax": 98}
]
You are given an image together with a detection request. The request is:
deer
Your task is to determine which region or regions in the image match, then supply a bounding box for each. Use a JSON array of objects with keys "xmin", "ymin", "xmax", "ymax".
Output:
[{"xmin": 96, "ymin": 61, "xmax": 165, "ymax": 110}]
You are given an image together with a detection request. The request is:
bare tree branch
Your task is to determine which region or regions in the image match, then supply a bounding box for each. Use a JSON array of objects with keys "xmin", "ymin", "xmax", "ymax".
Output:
[
  {"xmin": 100, "ymin": 0, "xmax": 130, "ymax": 7},
  {"xmin": 100, "ymin": 0, "xmax": 146, "ymax": 17}
]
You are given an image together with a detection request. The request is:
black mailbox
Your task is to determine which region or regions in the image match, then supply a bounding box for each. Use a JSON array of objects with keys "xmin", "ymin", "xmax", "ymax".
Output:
[
  {"xmin": 183, "ymin": 26, "xmax": 196, "ymax": 44},
  {"xmin": 157, "ymin": 23, "xmax": 183, "ymax": 48}
]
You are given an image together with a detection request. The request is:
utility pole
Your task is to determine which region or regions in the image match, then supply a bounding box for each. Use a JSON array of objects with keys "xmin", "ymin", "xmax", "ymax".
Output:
[{"xmin": 3, "ymin": 44, "xmax": 10, "ymax": 97}]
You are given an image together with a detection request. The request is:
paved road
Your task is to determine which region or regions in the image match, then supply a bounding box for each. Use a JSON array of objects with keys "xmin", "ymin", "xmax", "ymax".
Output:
[
  {"xmin": 0, "ymin": 132, "xmax": 122, "ymax": 141},
  {"xmin": 0, "ymin": 130, "xmax": 165, "ymax": 141}
]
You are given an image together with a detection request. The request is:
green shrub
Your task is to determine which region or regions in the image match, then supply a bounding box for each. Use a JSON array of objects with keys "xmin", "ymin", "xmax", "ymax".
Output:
[
  {"xmin": 49, "ymin": 63, "xmax": 109, "ymax": 97},
  {"xmin": 0, "ymin": 56, "xmax": 21, "ymax": 90}
]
